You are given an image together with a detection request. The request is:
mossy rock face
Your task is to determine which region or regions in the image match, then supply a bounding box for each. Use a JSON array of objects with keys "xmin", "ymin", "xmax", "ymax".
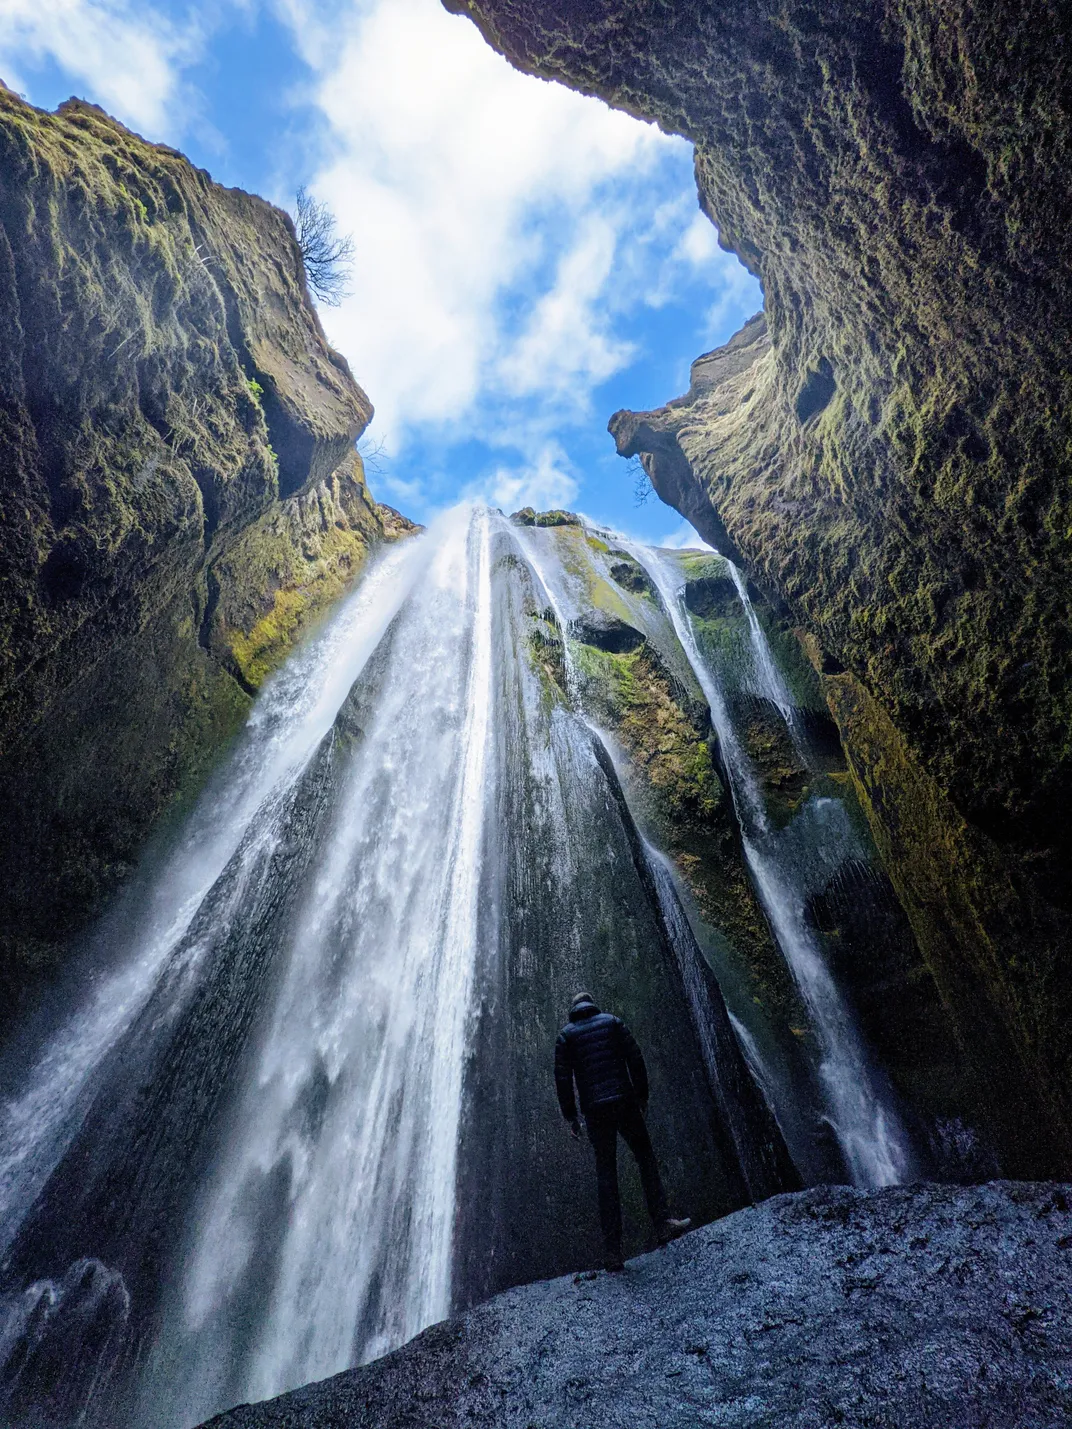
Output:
[
  {"xmin": 208, "ymin": 452, "xmax": 398, "ymax": 690},
  {"xmin": 732, "ymin": 693, "xmax": 810, "ymax": 820},
  {"xmin": 445, "ymin": 0, "xmax": 1072, "ymax": 1171},
  {"xmin": 819, "ymin": 664, "xmax": 1072, "ymax": 1174},
  {"xmin": 685, "ymin": 574, "xmax": 740, "ymax": 621},
  {"xmin": 0, "ymin": 87, "xmax": 411, "ymax": 1014},
  {"xmin": 510, "ymin": 507, "xmax": 581, "ymax": 528},
  {"xmin": 571, "ymin": 631, "xmax": 800, "ymax": 1022},
  {"xmin": 608, "ymin": 557, "xmax": 653, "ymax": 598}
]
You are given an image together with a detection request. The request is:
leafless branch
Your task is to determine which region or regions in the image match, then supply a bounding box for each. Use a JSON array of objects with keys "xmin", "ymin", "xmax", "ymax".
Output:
[
  {"xmin": 630, "ymin": 454, "xmax": 654, "ymax": 506},
  {"xmin": 294, "ymin": 186, "xmax": 354, "ymax": 306},
  {"xmin": 358, "ymin": 432, "xmax": 390, "ymax": 475}
]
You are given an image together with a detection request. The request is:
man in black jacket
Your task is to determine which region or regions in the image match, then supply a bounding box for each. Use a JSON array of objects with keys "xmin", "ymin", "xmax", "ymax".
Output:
[{"xmin": 554, "ymin": 992, "xmax": 690, "ymax": 1271}]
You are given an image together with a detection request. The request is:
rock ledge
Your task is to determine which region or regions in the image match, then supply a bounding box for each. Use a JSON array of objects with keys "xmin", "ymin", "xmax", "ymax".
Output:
[{"xmin": 203, "ymin": 1181, "xmax": 1072, "ymax": 1428}]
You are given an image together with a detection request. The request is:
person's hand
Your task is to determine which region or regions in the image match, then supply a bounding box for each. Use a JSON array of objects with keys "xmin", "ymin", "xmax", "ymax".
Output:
[{"xmin": 570, "ymin": 1118, "xmax": 582, "ymax": 1140}]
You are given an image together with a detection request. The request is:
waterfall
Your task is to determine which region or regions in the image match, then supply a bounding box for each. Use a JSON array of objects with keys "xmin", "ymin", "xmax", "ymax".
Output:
[
  {"xmin": 0, "ymin": 530, "xmax": 432, "ymax": 1261},
  {"xmin": 0, "ymin": 505, "xmax": 801, "ymax": 1429},
  {"xmin": 723, "ymin": 562, "xmax": 802, "ymax": 744},
  {"xmin": 151, "ymin": 506, "xmax": 495, "ymax": 1417},
  {"xmin": 624, "ymin": 542, "xmax": 915, "ymax": 1190},
  {"xmin": 0, "ymin": 508, "xmax": 495, "ymax": 1427}
]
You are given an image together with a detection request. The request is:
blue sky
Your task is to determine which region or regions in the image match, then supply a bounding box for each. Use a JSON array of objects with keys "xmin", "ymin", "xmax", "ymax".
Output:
[{"xmin": 0, "ymin": 0, "xmax": 762, "ymax": 541}]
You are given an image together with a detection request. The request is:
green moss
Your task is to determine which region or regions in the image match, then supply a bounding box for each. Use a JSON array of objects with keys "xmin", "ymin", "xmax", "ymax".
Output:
[
  {"xmin": 544, "ymin": 526, "xmax": 636, "ymax": 625},
  {"xmin": 570, "ymin": 633, "xmax": 799, "ymax": 1017},
  {"xmin": 612, "ymin": 646, "xmax": 719, "ymax": 823},
  {"xmin": 213, "ymin": 453, "xmax": 394, "ymax": 690},
  {"xmin": 527, "ymin": 617, "xmax": 568, "ymax": 704}
]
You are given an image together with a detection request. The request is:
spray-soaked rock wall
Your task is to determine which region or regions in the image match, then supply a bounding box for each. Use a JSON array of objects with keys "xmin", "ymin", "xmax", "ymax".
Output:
[{"xmin": 442, "ymin": 0, "xmax": 1072, "ymax": 1172}]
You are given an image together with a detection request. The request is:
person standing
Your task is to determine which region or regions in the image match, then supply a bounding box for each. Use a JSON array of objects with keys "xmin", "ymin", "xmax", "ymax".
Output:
[{"xmin": 554, "ymin": 991, "xmax": 690, "ymax": 1271}]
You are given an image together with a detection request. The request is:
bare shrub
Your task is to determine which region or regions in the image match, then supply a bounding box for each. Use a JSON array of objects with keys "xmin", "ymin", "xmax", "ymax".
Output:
[{"xmin": 294, "ymin": 186, "xmax": 354, "ymax": 306}]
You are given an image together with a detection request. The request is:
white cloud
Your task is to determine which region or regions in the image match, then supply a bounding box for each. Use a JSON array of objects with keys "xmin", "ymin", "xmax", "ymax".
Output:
[
  {"xmin": 475, "ymin": 441, "xmax": 579, "ymax": 514},
  {"xmin": 288, "ymin": 0, "xmax": 673, "ymax": 442},
  {"xmin": 670, "ymin": 213, "xmax": 763, "ymax": 348},
  {"xmin": 4, "ymin": 0, "xmax": 761, "ymax": 530},
  {"xmin": 677, "ymin": 211, "xmax": 721, "ymax": 268},
  {"xmin": 660, "ymin": 521, "xmax": 712, "ymax": 551},
  {"xmin": 499, "ymin": 214, "xmax": 635, "ymax": 407},
  {"xmin": 0, "ymin": 0, "xmax": 196, "ymax": 135},
  {"xmin": 377, "ymin": 472, "xmax": 428, "ymax": 507}
]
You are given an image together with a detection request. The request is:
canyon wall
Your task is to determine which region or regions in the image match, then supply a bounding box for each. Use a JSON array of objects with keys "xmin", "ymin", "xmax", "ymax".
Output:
[
  {"xmin": 443, "ymin": 0, "xmax": 1072, "ymax": 1172},
  {"xmin": 0, "ymin": 87, "xmax": 408, "ymax": 1019}
]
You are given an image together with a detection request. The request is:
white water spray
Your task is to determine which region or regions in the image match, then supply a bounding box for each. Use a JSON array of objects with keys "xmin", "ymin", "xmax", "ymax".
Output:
[
  {"xmin": 724, "ymin": 562, "xmax": 800, "ymax": 735},
  {"xmin": 0, "ymin": 532, "xmax": 435, "ymax": 1256},
  {"xmin": 172, "ymin": 508, "xmax": 494, "ymax": 1413}
]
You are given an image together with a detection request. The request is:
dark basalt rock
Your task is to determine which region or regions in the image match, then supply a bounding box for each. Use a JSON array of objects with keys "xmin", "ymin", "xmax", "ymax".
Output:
[
  {"xmin": 683, "ymin": 574, "xmax": 739, "ymax": 621},
  {"xmin": 0, "ymin": 1258, "xmax": 129, "ymax": 1429},
  {"xmin": 730, "ymin": 693, "xmax": 809, "ymax": 810},
  {"xmin": 200, "ymin": 1181, "xmax": 1072, "ymax": 1428},
  {"xmin": 569, "ymin": 610, "xmax": 645, "ymax": 654},
  {"xmin": 608, "ymin": 557, "xmax": 653, "ymax": 597}
]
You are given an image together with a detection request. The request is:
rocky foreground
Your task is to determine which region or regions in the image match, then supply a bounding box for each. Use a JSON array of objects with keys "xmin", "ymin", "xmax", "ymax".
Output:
[{"xmin": 203, "ymin": 1182, "xmax": 1072, "ymax": 1428}]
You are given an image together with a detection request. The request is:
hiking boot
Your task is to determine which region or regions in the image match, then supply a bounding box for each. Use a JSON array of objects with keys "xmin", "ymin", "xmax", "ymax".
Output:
[
  {"xmin": 656, "ymin": 1216, "xmax": 691, "ymax": 1247},
  {"xmin": 604, "ymin": 1243, "xmax": 625, "ymax": 1272}
]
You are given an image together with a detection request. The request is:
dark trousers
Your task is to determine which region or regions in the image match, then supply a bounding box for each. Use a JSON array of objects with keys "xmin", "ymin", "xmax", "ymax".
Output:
[{"xmin": 585, "ymin": 1097, "xmax": 669, "ymax": 1255}]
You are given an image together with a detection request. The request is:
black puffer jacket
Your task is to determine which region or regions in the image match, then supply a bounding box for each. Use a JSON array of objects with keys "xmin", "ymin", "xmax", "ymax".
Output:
[{"xmin": 554, "ymin": 998, "xmax": 649, "ymax": 1120}]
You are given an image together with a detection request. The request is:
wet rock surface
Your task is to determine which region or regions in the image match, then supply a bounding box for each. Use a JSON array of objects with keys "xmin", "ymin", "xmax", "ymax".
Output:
[
  {"xmin": 569, "ymin": 609, "xmax": 645, "ymax": 654},
  {"xmin": 202, "ymin": 1181, "xmax": 1072, "ymax": 1428}
]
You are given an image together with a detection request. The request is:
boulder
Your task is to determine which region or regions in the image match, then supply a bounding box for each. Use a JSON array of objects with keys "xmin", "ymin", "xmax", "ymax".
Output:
[{"xmin": 202, "ymin": 1180, "xmax": 1072, "ymax": 1429}]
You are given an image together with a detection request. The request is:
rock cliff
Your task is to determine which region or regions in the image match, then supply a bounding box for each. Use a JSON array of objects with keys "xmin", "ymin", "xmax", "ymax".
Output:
[
  {"xmin": 442, "ymin": 0, "xmax": 1072, "ymax": 1172},
  {"xmin": 201, "ymin": 1180, "xmax": 1072, "ymax": 1428},
  {"xmin": 0, "ymin": 87, "xmax": 409, "ymax": 1017}
]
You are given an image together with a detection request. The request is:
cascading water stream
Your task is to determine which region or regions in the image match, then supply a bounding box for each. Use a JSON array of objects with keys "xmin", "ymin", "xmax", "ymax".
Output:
[
  {"xmin": 623, "ymin": 540, "xmax": 914, "ymax": 1189},
  {"xmin": 0, "ymin": 507, "xmax": 496, "ymax": 1428},
  {"xmin": 155, "ymin": 506, "xmax": 496, "ymax": 1420},
  {"xmin": 723, "ymin": 561, "xmax": 803, "ymax": 745},
  {"xmin": 636, "ymin": 838, "xmax": 800, "ymax": 1200},
  {"xmin": 728, "ymin": 1011, "xmax": 777, "ymax": 1111},
  {"xmin": 0, "ymin": 533, "xmax": 433, "ymax": 1261},
  {"xmin": 510, "ymin": 524, "xmax": 581, "ymax": 700}
]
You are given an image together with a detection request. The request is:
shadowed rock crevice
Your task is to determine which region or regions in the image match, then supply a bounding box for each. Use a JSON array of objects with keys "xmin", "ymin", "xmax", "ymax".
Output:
[
  {"xmin": 569, "ymin": 610, "xmax": 645, "ymax": 654},
  {"xmin": 795, "ymin": 357, "xmax": 835, "ymax": 424}
]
